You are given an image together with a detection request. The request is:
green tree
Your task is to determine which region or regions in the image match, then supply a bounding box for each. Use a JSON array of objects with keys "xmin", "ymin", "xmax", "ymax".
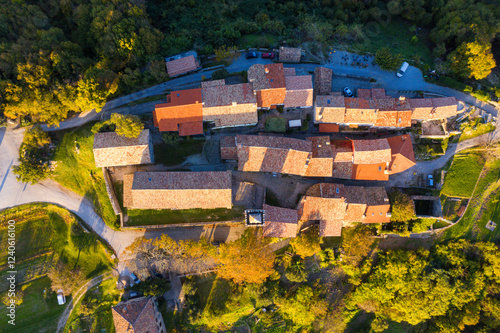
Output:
[
  {"xmin": 275, "ymin": 285, "xmax": 328, "ymax": 327},
  {"xmin": 131, "ymin": 278, "xmax": 171, "ymax": 296},
  {"xmin": 110, "ymin": 113, "xmax": 143, "ymax": 138},
  {"xmin": 375, "ymin": 48, "xmax": 403, "ymax": 71},
  {"xmin": 389, "ymin": 189, "xmax": 415, "ymax": 222}
]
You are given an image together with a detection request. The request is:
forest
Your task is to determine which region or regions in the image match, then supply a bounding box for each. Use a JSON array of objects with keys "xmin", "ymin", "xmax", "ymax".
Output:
[{"xmin": 0, "ymin": 0, "xmax": 499, "ymax": 126}]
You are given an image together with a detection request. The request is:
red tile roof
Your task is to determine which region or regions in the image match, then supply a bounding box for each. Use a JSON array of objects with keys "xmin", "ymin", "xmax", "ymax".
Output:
[
  {"xmin": 319, "ymin": 123, "xmax": 340, "ymax": 132},
  {"xmin": 202, "ymin": 83, "xmax": 256, "ymax": 107},
  {"xmin": 262, "ymin": 204, "xmax": 298, "ymax": 238},
  {"xmin": 166, "ymin": 55, "xmax": 199, "ymax": 77},
  {"xmin": 352, "ymin": 163, "xmax": 389, "ymax": 181},
  {"xmin": 352, "ymin": 139, "xmax": 391, "ymax": 164},
  {"xmin": 112, "ymin": 296, "xmax": 163, "ymax": 333},
  {"xmin": 315, "ymin": 95, "xmax": 345, "ymax": 123},
  {"xmin": 248, "ymin": 63, "xmax": 286, "ymax": 90},
  {"xmin": 314, "ymin": 67, "xmax": 333, "ymax": 96},
  {"xmin": 178, "ymin": 121, "xmax": 203, "ymax": 136},
  {"xmin": 284, "ymin": 67, "xmax": 296, "ymax": 76},
  {"xmin": 220, "ymin": 136, "xmax": 238, "ymax": 160},
  {"xmin": 386, "ymin": 134, "xmax": 416, "ymax": 174},
  {"xmin": 154, "ymin": 88, "xmax": 203, "ymax": 133}
]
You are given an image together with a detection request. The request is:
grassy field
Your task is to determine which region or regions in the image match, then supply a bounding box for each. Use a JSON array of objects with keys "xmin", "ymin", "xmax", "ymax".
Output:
[
  {"xmin": 65, "ymin": 277, "xmax": 121, "ymax": 333},
  {"xmin": 459, "ymin": 118, "xmax": 496, "ymax": 142},
  {"xmin": 0, "ymin": 204, "xmax": 114, "ymax": 333},
  {"xmin": 51, "ymin": 122, "xmax": 119, "ymax": 229},
  {"xmin": 153, "ymin": 140, "xmax": 205, "ymax": 166},
  {"xmin": 441, "ymin": 158, "xmax": 500, "ymax": 241},
  {"xmin": 440, "ymin": 150, "xmax": 485, "ymax": 198},
  {"xmin": 125, "ymin": 206, "xmax": 245, "ymax": 226},
  {"xmin": 239, "ymin": 33, "xmax": 279, "ymax": 49}
]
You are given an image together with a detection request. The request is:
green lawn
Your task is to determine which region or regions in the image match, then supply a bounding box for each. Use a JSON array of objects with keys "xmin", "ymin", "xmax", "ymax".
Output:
[
  {"xmin": 440, "ymin": 151, "xmax": 485, "ymax": 198},
  {"xmin": 125, "ymin": 206, "xmax": 245, "ymax": 226},
  {"xmin": 441, "ymin": 158, "xmax": 500, "ymax": 241},
  {"xmin": 65, "ymin": 277, "xmax": 121, "ymax": 333},
  {"xmin": 265, "ymin": 117, "xmax": 287, "ymax": 133},
  {"xmin": 0, "ymin": 204, "xmax": 115, "ymax": 333},
  {"xmin": 51, "ymin": 122, "xmax": 119, "ymax": 229},
  {"xmin": 153, "ymin": 140, "xmax": 205, "ymax": 166}
]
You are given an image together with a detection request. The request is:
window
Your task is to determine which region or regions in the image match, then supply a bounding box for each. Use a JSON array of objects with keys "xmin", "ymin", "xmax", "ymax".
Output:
[
  {"xmin": 399, "ymin": 117, "xmax": 402, "ymax": 123},
  {"xmin": 336, "ymin": 188, "xmax": 339, "ymax": 193},
  {"xmin": 372, "ymin": 213, "xmax": 374, "ymax": 216},
  {"xmin": 148, "ymin": 178, "xmax": 152, "ymax": 181},
  {"xmin": 378, "ymin": 166, "xmax": 382, "ymax": 171},
  {"xmin": 177, "ymin": 94, "xmax": 180, "ymax": 97},
  {"xmin": 327, "ymin": 99, "xmax": 331, "ymax": 104}
]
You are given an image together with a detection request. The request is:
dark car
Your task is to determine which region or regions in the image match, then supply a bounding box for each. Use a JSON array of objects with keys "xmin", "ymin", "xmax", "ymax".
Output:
[
  {"xmin": 246, "ymin": 51, "xmax": 258, "ymax": 59},
  {"xmin": 261, "ymin": 52, "xmax": 275, "ymax": 59}
]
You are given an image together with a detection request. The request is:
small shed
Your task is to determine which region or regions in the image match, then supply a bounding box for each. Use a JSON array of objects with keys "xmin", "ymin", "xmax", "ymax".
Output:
[{"xmin": 289, "ymin": 119, "xmax": 302, "ymax": 128}]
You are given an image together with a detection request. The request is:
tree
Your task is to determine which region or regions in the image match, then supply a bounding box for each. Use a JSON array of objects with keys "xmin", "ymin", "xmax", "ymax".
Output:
[
  {"xmin": 447, "ymin": 41, "xmax": 496, "ymax": 80},
  {"xmin": 214, "ymin": 46, "xmax": 238, "ymax": 62},
  {"xmin": 217, "ymin": 229, "xmax": 275, "ymax": 284},
  {"xmin": 284, "ymin": 257, "xmax": 307, "ymax": 283},
  {"xmin": 12, "ymin": 125, "xmax": 52, "ymax": 184},
  {"xmin": 290, "ymin": 226, "xmax": 321, "ymax": 258},
  {"xmin": 275, "ymin": 285, "xmax": 328, "ymax": 327},
  {"xmin": 131, "ymin": 278, "xmax": 171, "ymax": 296},
  {"xmin": 375, "ymin": 48, "xmax": 403, "ymax": 71},
  {"xmin": 389, "ymin": 189, "xmax": 415, "ymax": 222},
  {"xmin": 110, "ymin": 113, "xmax": 143, "ymax": 138},
  {"xmin": 47, "ymin": 263, "xmax": 85, "ymax": 296}
]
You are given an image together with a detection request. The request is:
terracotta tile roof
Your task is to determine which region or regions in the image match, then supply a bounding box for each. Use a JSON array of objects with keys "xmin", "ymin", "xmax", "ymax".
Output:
[
  {"xmin": 372, "ymin": 88, "xmax": 388, "ymax": 98},
  {"xmin": 375, "ymin": 111, "xmax": 398, "ymax": 127},
  {"xmin": 357, "ymin": 89, "xmax": 372, "ymax": 98},
  {"xmin": 352, "ymin": 139, "xmax": 391, "ymax": 164},
  {"xmin": 376, "ymin": 98, "xmax": 411, "ymax": 112},
  {"xmin": 202, "ymin": 83, "xmax": 256, "ymax": 107},
  {"xmin": 298, "ymin": 196, "xmax": 347, "ymax": 221},
  {"xmin": 166, "ymin": 55, "xmax": 200, "ymax": 77},
  {"xmin": 279, "ymin": 47, "xmax": 302, "ymax": 62},
  {"xmin": 284, "ymin": 76, "xmax": 313, "ymax": 108},
  {"xmin": 220, "ymin": 136, "xmax": 238, "ymax": 160},
  {"xmin": 127, "ymin": 171, "xmax": 232, "ymax": 209},
  {"xmin": 319, "ymin": 123, "xmax": 340, "ymax": 132},
  {"xmin": 397, "ymin": 111, "xmax": 413, "ymax": 127},
  {"xmin": 284, "ymin": 67, "xmax": 296, "ymax": 76},
  {"xmin": 262, "ymin": 204, "xmax": 299, "ymax": 238},
  {"xmin": 93, "ymin": 130, "xmax": 153, "ymax": 167},
  {"xmin": 344, "ymin": 98, "xmax": 378, "ymax": 124},
  {"xmin": 202, "ymin": 79, "xmax": 225, "ymax": 88},
  {"xmin": 255, "ymin": 88, "xmax": 287, "ymax": 108},
  {"xmin": 123, "ymin": 174, "xmax": 134, "ymax": 208},
  {"xmin": 315, "ymin": 95, "xmax": 345, "ymax": 123},
  {"xmin": 154, "ymin": 88, "xmax": 203, "ymax": 133},
  {"xmin": 332, "ymin": 161, "xmax": 354, "ymax": 179},
  {"xmin": 364, "ymin": 187, "xmax": 391, "ymax": 223},
  {"xmin": 237, "ymin": 135, "xmax": 312, "ymax": 152},
  {"xmin": 319, "ymin": 219, "xmax": 344, "ymax": 237},
  {"xmin": 308, "ymin": 136, "xmax": 333, "ymax": 158},
  {"xmin": 112, "ymin": 296, "xmax": 163, "ymax": 333},
  {"xmin": 352, "ymin": 163, "xmax": 389, "ymax": 181},
  {"xmin": 345, "ymin": 203, "xmax": 367, "ymax": 222},
  {"xmin": 314, "ymin": 67, "xmax": 333, "ymax": 96},
  {"xmin": 387, "ymin": 134, "xmax": 416, "ymax": 174},
  {"xmin": 409, "ymin": 98, "xmax": 434, "ymax": 119},
  {"xmin": 248, "ymin": 63, "xmax": 286, "ymax": 90},
  {"xmin": 306, "ymin": 137, "xmax": 336, "ymax": 177},
  {"xmin": 178, "ymin": 121, "xmax": 203, "ymax": 136},
  {"xmin": 432, "ymin": 97, "xmax": 458, "ymax": 119},
  {"xmin": 286, "ymin": 75, "xmax": 313, "ymax": 91}
]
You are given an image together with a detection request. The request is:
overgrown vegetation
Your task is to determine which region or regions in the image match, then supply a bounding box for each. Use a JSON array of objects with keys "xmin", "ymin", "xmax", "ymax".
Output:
[
  {"xmin": 440, "ymin": 150, "xmax": 485, "ymax": 198},
  {"xmin": 459, "ymin": 117, "xmax": 496, "ymax": 142}
]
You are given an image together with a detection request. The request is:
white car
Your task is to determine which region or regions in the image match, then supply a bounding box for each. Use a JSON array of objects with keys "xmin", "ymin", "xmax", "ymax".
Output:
[
  {"xmin": 130, "ymin": 273, "xmax": 140, "ymax": 286},
  {"xmin": 343, "ymin": 87, "xmax": 353, "ymax": 97}
]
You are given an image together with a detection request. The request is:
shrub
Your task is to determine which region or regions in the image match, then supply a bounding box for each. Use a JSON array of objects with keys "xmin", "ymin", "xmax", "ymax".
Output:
[
  {"xmin": 389, "ymin": 189, "xmax": 415, "ymax": 222},
  {"xmin": 211, "ymin": 68, "xmax": 229, "ymax": 80},
  {"xmin": 111, "ymin": 113, "xmax": 143, "ymax": 138},
  {"xmin": 375, "ymin": 47, "xmax": 403, "ymax": 71}
]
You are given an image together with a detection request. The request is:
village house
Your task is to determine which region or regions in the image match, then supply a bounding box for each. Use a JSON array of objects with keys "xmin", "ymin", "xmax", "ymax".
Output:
[
  {"xmin": 93, "ymin": 130, "xmax": 154, "ymax": 168},
  {"xmin": 153, "ymin": 88, "xmax": 203, "ymax": 136},
  {"xmin": 123, "ymin": 171, "xmax": 232, "ymax": 210},
  {"xmin": 221, "ymin": 134, "xmax": 416, "ymax": 181},
  {"xmin": 247, "ymin": 63, "xmax": 287, "ymax": 109},
  {"xmin": 262, "ymin": 204, "xmax": 299, "ymax": 238},
  {"xmin": 165, "ymin": 50, "xmax": 201, "ymax": 78},
  {"xmin": 112, "ymin": 296, "xmax": 166, "ymax": 333},
  {"xmin": 314, "ymin": 67, "xmax": 333, "ymax": 96},
  {"xmin": 297, "ymin": 183, "xmax": 391, "ymax": 237},
  {"xmin": 284, "ymin": 75, "xmax": 314, "ymax": 108},
  {"xmin": 278, "ymin": 46, "xmax": 302, "ymax": 63},
  {"xmin": 201, "ymin": 80, "xmax": 258, "ymax": 128},
  {"xmin": 314, "ymin": 88, "xmax": 458, "ymax": 130}
]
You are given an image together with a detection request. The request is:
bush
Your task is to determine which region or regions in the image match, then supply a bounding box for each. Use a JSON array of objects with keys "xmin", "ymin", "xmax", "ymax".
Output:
[
  {"xmin": 131, "ymin": 278, "xmax": 171, "ymax": 296},
  {"xmin": 264, "ymin": 117, "xmax": 286, "ymax": 133},
  {"xmin": 375, "ymin": 47, "xmax": 403, "ymax": 71},
  {"xmin": 111, "ymin": 113, "xmax": 143, "ymax": 138},
  {"xmin": 471, "ymin": 90, "xmax": 491, "ymax": 102},
  {"xmin": 211, "ymin": 68, "xmax": 229, "ymax": 80}
]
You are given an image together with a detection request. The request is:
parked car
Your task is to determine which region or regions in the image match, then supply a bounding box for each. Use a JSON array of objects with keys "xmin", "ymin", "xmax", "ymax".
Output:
[
  {"xmin": 261, "ymin": 52, "xmax": 275, "ymax": 59},
  {"xmin": 129, "ymin": 290, "xmax": 139, "ymax": 298},
  {"xmin": 130, "ymin": 273, "xmax": 140, "ymax": 286},
  {"xmin": 343, "ymin": 87, "xmax": 353, "ymax": 97},
  {"xmin": 428, "ymin": 174, "xmax": 434, "ymax": 187},
  {"xmin": 396, "ymin": 62, "xmax": 409, "ymax": 77},
  {"xmin": 246, "ymin": 51, "xmax": 258, "ymax": 59}
]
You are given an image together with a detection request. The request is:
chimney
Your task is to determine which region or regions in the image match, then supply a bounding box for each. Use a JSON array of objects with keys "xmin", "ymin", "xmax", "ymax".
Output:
[
  {"xmin": 399, "ymin": 96, "xmax": 406, "ymax": 101},
  {"xmin": 265, "ymin": 67, "xmax": 269, "ymax": 74}
]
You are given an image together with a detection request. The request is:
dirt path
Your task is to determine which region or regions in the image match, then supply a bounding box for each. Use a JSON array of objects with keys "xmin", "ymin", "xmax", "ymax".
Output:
[{"xmin": 56, "ymin": 272, "xmax": 114, "ymax": 333}]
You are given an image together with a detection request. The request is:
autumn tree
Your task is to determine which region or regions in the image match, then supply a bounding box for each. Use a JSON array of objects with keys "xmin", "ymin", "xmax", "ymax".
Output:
[
  {"xmin": 447, "ymin": 41, "xmax": 497, "ymax": 80},
  {"xmin": 110, "ymin": 113, "xmax": 143, "ymax": 138},
  {"xmin": 217, "ymin": 229, "xmax": 275, "ymax": 284},
  {"xmin": 47, "ymin": 263, "xmax": 85, "ymax": 296},
  {"xmin": 289, "ymin": 226, "xmax": 321, "ymax": 258}
]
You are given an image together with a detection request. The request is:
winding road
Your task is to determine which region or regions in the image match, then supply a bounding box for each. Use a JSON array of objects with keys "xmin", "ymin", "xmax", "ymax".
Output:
[{"xmin": 1, "ymin": 53, "xmax": 499, "ymax": 259}]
